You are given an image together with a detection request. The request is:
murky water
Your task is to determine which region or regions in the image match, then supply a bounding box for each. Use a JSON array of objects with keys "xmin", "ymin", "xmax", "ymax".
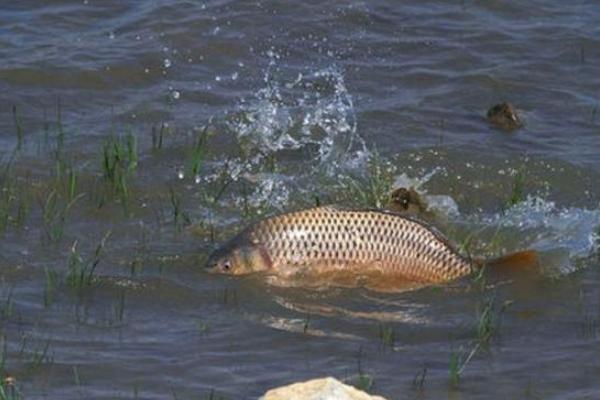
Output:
[{"xmin": 1, "ymin": 1, "xmax": 600, "ymax": 399}]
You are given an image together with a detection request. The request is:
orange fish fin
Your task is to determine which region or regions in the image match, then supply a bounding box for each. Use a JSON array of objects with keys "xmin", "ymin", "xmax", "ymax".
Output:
[{"xmin": 485, "ymin": 250, "xmax": 540, "ymax": 274}]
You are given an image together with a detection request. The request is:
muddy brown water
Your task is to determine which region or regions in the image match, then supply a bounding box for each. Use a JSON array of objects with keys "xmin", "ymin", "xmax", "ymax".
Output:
[{"xmin": 1, "ymin": 1, "xmax": 600, "ymax": 399}]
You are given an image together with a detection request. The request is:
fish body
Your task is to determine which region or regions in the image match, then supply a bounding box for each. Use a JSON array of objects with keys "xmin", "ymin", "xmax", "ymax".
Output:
[{"xmin": 207, "ymin": 206, "xmax": 474, "ymax": 283}]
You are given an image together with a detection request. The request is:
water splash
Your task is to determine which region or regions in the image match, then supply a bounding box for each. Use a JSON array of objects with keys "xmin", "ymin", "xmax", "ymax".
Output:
[
  {"xmin": 203, "ymin": 55, "xmax": 368, "ymax": 211},
  {"xmin": 227, "ymin": 56, "xmax": 365, "ymax": 174},
  {"xmin": 483, "ymin": 196, "xmax": 600, "ymax": 268}
]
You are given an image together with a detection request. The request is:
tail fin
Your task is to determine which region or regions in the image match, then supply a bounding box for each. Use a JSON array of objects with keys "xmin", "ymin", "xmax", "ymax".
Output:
[{"xmin": 485, "ymin": 250, "xmax": 540, "ymax": 274}]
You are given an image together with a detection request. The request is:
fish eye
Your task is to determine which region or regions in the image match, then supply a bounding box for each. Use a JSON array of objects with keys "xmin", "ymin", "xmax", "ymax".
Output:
[{"xmin": 223, "ymin": 260, "xmax": 231, "ymax": 271}]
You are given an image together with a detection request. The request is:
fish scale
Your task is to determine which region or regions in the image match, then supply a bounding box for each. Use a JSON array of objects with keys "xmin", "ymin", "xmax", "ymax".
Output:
[{"xmin": 244, "ymin": 206, "xmax": 473, "ymax": 282}]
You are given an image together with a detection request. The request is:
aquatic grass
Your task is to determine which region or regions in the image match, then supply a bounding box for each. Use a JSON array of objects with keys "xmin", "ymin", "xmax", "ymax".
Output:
[
  {"xmin": 458, "ymin": 224, "xmax": 505, "ymax": 270},
  {"xmin": 43, "ymin": 267, "xmax": 58, "ymax": 308},
  {"xmin": 302, "ymin": 314, "xmax": 311, "ymax": 334},
  {"xmin": 476, "ymin": 295, "xmax": 512, "ymax": 345},
  {"xmin": 196, "ymin": 320, "xmax": 210, "ymax": 334},
  {"xmin": 0, "ymin": 377, "xmax": 21, "ymax": 400},
  {"xmin": 476, "ymin": 297, "xmax": 498, "ymax": 344},
  {"xmin": 112, "ymin": 290, "xmax": 126, "ymax": 324},
  {"xmin": 339, "ymin": 151, "xmax": 396, "ymax": 208},
  {"xmin": 447, "ymin": 294, "xmax": 512, "ymax": 385},
  {"xmin": 17, "ymin": 333, "xmax": 53, "ymax": 370},
  {"xmin": 168, "ymin": 187, "xmax": 191, "ymax": 232},
  {"xmin": 53, "ymin": 162, "xmax": 79, "ymax": 202},
  {"xmin": 12, "ymin": 106, "xmax": 23, "ymax": 151},
  {"xmin": 503, "ymin": 166, "xmax": 527, "ymax": 211},
  {"xmin": 27, "ymin": 339, "xmax": 53, "ymax": 369},
  {"xmin": 353, "ymin": 373, "xmax": 374, "ymax": 393},
  {"xmin": 55, "ymin": 100, "xmax": 65, "ymax": 152},
  {"xmin": 189, "ymin": 125, "xmax": 210, "ymax": 179},
  {"xmin": 72, "ymin": 365, "xmax": 81, "ymax": 387},
  {"xmin": 0, "ymin": 284, "xmax": 14, "ymax": 320},
  {"xmin": 65, "ymin": 231, "xmax": 111, "ymax": 289},
  {"xmin": 40, "ymin": 189, "xmax": 83, "ymax": 242},
  {"xmin": 0, "ymin": 335, "xmax": 21, "ymax": 400},
  {"xmin": 151, "ymin": 123, "xmax": 165, "ymax": 150},
  {"xmin": 411, "ymin": 366, "xmax": 427, "ymax": 391},
  {"xmin": 101, "ymin": 133, "xmax": 138, "ymax": 209},
  {"xmin": 0, "ymin": 337, "xmax": 6, "ymax": 377},
  {"xmin": 0, "ymin": 171, "xmax": 16, "ymax": 233},
  {"xmin": 128, "ymin": 229, "xmax": 149, "ymax": 277},
  {"xmin": 580, "ymin": 314, "xmax": 598, "ymax": 339},
  {"xmin": 42, "ymin": 108, "xmax": 50, "ymax": 148},
  {"xmin": 203, "ymin": 389, "xmax": 228, "ymax": 400},
  {"xmin": 351, "ymin": 346, "xmax": 374, "ymax": 393},
  {"xmin": 448, "ymin": 349, "xmax": 461, "ymax": 386},
  {"xmin": 378, "ymin": 323, "xmax": 396, "ymax": 350},
  {"xmin": 0, "ymin": 166, "xmax": 31, "ymax": 233},
  {"xmin": 220, "ymin": 287, "xmax": 238, "ymax": 305}
]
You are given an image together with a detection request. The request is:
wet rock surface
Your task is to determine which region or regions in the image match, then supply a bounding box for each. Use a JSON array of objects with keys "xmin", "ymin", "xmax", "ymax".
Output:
[
  {"xmin": 387, "ymin": 186, "xmax": 428, "ymax": 216},
  {"xmin": 487, "ymin": 102, "xmax": 523, "ymax": 131},
  {"xmin": 261, "ymin": 377, "xmax": 387, "ymax": 400}
]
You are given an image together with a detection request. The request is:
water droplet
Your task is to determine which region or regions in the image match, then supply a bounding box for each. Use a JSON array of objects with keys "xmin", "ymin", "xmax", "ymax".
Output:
[
  {"xmin": 108, "ymin": 32, "xmax": 115, "ymax": 40},
  {"xmin": 195, "ymin": 175, "xmax": 201, "ymax": 184},
  {"xmin": 177, "ymin": 171, "xmax": 184, "ymax": 180},
  {"xmin": 172, "ymin": 90, "xmax": 180, "ymax": 100},
  {"xmin": 231, "ymin": 72, "xmax": 239, "ymax": 80},
  {"xmin": 164, "ymin": 58, "xmax": 172, "ymax": 68},
  {"xmin": 215, "ymin": 76, "xmax": 221, "ymax": 82},
  {"xmin": 144, "ymin": 68, "xmax": 150, "ymax": 74}
]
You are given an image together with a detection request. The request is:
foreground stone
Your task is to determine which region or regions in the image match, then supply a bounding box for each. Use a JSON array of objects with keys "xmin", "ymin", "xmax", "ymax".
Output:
[{"xmin": 261, "ymin": 377, "xmax": 388, "ymax": 400}]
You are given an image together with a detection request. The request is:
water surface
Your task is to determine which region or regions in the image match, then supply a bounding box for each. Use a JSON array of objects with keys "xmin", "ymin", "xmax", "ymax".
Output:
[{"xmin": 1, "ymin": 1, "xmax": 600, "ymax": 399}]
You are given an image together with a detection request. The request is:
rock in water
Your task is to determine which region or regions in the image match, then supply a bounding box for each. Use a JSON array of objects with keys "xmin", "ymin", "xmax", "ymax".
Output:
[
  {"xmin": 260, "ymin": 377, "xmax": 388, "ymax": 400},
  {"xmin": 487, "ymin": 102, "xmax": 522, "ymax": 131},
  {"xmin": 388, "ymin": 186, "xmax": 428, "ymax": 216}
]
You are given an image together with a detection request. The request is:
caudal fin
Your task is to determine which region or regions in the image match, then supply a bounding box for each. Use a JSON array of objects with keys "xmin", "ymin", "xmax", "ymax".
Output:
[{"xmin": 485, "ymin": 249, "xmax": 540, "ymax": 274}]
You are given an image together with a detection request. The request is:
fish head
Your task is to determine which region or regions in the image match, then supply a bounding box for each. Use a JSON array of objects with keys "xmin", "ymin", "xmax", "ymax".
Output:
[{"xmin": 206, "ymin": 236, "xmax": 270, "ymax": 275}]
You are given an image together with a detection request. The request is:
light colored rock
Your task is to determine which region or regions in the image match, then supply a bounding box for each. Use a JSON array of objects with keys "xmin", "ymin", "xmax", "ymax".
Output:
[{"xmin": 261, "ymin": 377, "xmax": 388, "ymax": 400}]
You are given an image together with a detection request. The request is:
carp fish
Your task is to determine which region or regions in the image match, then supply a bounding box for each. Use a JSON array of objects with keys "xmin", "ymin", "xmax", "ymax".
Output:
[{"xmin": 206, "ymin": 206, "xmax": 537, "ymax": 287}]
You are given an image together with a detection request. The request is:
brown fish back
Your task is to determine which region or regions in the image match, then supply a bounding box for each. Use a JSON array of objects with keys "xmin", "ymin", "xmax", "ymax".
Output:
[{"xmin": 247, "ymin": 206, "xmax": 472, "ymax": 283}]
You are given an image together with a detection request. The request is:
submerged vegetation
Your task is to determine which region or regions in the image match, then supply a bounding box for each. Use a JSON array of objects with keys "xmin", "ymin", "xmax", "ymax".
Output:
[
  {"xmin": 101, "ymin": 133, "xmax": 138, "ymax": 209},
  {"xmin": 65, "ymin": 231, "xmax": 111, "ymax": 289},
  {"xmin": 0, "ymin": 99, "xmax": 598, "ymax": 399},
  {"xmin": 0, "ymin": 336, "xmax": 22, "ymax": 400},
  {"xmin": 339, "ymin": 151, "xmax": 396, "ymax": 208},
  {"xmin": 504, "ymin": 166, "xmax": 527, "ymax": 210}
]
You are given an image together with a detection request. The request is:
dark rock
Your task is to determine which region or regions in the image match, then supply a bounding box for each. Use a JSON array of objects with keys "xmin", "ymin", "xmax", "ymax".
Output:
[
  {"xmin": 388, "ymin": 187, "xmax": 428, "ymax": 215},
  {"xmin": 487, "ymin": 102, "xmax": 522, "ymax": 131}
]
